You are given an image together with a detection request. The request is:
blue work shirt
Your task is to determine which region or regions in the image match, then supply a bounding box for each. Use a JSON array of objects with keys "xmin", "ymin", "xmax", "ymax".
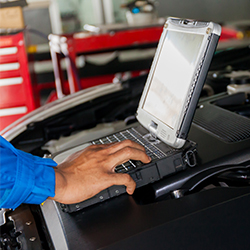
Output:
[{"xmin": 0, "ymin": 136, "xmax": 57, "ymax": 209}]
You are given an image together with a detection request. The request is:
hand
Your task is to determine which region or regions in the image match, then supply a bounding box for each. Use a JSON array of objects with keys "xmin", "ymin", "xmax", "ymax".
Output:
[{"xmin": 50, "ymin": 140, "xmax": 151, "ymax": 204}]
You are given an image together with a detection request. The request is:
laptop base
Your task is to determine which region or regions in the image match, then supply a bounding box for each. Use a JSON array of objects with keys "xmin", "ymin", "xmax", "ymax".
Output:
[{"xmin": 59, "ymin": 134, "xmax": 196, "ymax": 213}]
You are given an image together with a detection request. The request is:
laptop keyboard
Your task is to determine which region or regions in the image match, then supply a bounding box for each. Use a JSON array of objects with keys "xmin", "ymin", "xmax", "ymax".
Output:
[{"xmin": 92, "ymin": 128, "xmax": 167, "ymax": 173}]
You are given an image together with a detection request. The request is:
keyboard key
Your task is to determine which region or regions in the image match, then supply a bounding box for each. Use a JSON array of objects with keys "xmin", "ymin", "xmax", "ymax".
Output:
[
  {"xmin": 101, "ymin": 138, "xmax": 109, "ymax": 144},
  {"xmin": 115, "ymin": 166, "xmax": 127, "ymax": 173},
  {"xmin": 131, "ymin": 160, "xmax": 143, "ymax": 168},
  {"xmin": 93, "ymin": 140, "xmax": 102, "ymax": 145},
  {"xmin": 150, "ymin": 154, "xmax": 158, "ymax": 160},
  {"xmin": 125, "ymin": 164, "xmax": 134, "ymax": 171}
]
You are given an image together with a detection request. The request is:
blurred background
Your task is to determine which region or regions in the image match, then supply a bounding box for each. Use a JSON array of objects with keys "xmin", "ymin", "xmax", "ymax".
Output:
[{"xmin": 0, "ymin": 0, "xmax": 250, "ymax": 131}]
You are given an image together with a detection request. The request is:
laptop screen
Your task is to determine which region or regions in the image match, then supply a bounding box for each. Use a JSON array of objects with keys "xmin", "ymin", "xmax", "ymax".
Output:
[{"xmin": 142, "ymin": 30, "xmax": 204, "ymax": 129}]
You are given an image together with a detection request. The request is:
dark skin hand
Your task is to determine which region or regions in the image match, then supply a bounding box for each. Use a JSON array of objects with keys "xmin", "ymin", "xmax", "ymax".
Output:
[{"xmin": 50, "ymin": 140, "xmax": 151, "ymax": 204}]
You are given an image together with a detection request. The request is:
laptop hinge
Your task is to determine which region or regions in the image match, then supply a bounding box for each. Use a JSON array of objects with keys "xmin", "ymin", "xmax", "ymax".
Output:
[
  {"xmin": 148, "ymin": 121, "xmax": 158, "ymax": 139},
  {"xmin": 150, "ymin": 130, "xmax": 157, "ymax": 139}
]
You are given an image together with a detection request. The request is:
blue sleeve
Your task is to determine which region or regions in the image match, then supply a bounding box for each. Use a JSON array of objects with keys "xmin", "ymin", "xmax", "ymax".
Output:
[{"xmin": 0, "ymin": 136, "xmax": 57, "ymax": 209}]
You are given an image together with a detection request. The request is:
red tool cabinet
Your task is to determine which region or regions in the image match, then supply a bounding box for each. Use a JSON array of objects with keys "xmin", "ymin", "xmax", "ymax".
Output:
[{"xmin": 0, "ymin": 32, "xmax": 38, "ymax": 131}]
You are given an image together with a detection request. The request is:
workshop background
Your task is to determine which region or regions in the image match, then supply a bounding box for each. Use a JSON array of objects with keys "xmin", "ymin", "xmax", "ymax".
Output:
[{"xmin": 0, "ymin": 0, "xmax": 250, "ymax": 131}]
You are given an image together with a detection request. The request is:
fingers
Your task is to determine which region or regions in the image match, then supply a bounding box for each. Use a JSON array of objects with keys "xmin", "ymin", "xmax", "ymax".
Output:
[
  {"xmin": 52, "ymin": 139, "xmax": 151, "ymax": 204},
  {"xmin": 107, "ymin": 139, "xmax": 146, "ymax": 154},
  {"xmin": 86, "ymin": 140, "xmax": 146, "ymax": 156},
  {"xmin": 84, "ymin": 140, "xmax": 151, "ymax": 170},
  {"xmin": 105, "ymin": 141, "xmax": 151, "ymax": 169},
  {"xmin": 110, "ymin": 148, "xmax": 150, "ymax": 169},
  {"xmin": 109, "ymin": 172, "xmax": 136, "ymax": 195}
]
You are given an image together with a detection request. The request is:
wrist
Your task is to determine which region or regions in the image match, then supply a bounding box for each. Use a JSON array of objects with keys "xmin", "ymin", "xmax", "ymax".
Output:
[{"xmin": 49, "ymin": 168, "xmax": 66, "ymax": 203}]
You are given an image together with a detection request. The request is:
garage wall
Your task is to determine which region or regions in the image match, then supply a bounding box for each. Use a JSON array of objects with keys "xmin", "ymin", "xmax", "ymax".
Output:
[{"xmin": 156, "ymin": 0, "xmax": 250, "ymax": 23}]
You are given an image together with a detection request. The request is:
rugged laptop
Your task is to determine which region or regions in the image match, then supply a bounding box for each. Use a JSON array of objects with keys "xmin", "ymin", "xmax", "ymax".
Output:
[{"xmin": 51, "ymin": 17, "xmax": 221, "ymax": 212}]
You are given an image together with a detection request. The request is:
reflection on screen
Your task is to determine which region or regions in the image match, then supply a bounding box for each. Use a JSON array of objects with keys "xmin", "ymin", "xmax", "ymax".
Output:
[{"xmin": 143, "ymin": 30, "xmax": 204, "ymax": 129}]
